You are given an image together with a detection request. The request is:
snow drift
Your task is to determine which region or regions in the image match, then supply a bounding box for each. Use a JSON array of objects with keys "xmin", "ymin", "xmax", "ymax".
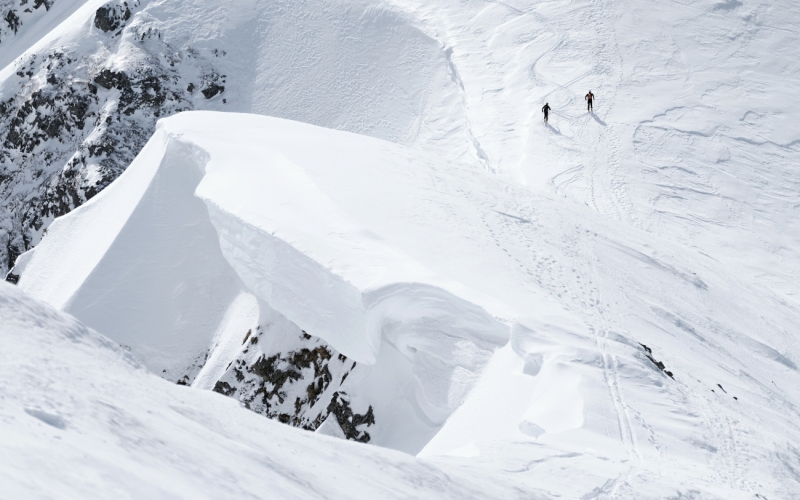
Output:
[
  {"xmin": 14, "ymin": 108, "xmax": 800, "ymax": 496},
  {"xmin": 14, "ymin": 111, "xmax": 509, "ymax": 453},
  {"xmin": 0, "ymin": 279, "xmax": 547, "ymax": 499},
  {"xmin": 0, "ymin": 0, "xmax": 468, "ymax": 275},
  {"xmin": 5, "ymin": 0, "xmax": 800, "ymax": 497}
]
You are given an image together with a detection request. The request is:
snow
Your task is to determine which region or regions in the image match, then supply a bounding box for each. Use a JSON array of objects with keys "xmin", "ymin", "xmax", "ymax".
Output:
[
  {"xmin": 3, "ymin": 0, "xmax": 800, "ymax": 497},
  {"xmin": 0, "ymin": 0, "xmax": 467, "ymax": 276},
  {"xmin": 14, "ymin": 134, "xmax": 245, "ymax": 381},
  {"xmin": 0, "ymin": 280, "xmax": 548, "ymax": 499},
  {"xmin": 14, "ymin": 108, "xmax": 800, "ymax": 497},
  {"xmin": 0, "ymin": 0, "xmax": 102, "ymax": 72},
  {"xmin": 15, "ymin": 112, "xmax": 511, "ymax": 454}
]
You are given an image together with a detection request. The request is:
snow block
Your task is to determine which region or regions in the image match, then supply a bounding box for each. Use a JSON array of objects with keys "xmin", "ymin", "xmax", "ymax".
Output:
[
  {"xmin": 179, "ymin": 112, "xmax": 509, "ymax": 364},
  {"xmin": 14, "ymin": 110, "xmax": 508, "ymax": 399}
]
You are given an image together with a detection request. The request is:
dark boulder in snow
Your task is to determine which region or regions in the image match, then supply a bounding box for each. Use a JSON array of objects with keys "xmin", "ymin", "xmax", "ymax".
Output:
[
  {"xmin": 94, "ymin": 2, "xmax": 131, "ymax": 33},
  {"xmin": 201, "ymin": 83, "xmax": 224, "ymax": 99}
]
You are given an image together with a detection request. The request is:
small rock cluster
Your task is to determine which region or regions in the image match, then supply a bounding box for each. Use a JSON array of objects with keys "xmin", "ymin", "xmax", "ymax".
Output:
[
  {"xmin": 213, "ymin": 329, "xmax": 376, "ymax": 443},
  {"xmin": 0, "ymin": 0, "xmax": 55, "ymax": 44},
  {"xmin": 640, "ymin": 343, "xmax": 674, "ymax": 379}
]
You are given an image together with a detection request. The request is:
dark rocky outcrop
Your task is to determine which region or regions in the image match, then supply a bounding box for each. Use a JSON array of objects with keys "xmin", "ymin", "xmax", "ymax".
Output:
[
  {"xmin": 0, "ymin": 7, "xmax": 239, "ymax": 276},
  {"xmin": 94, "ymin": 2, "xmax": 132, "ymax": 33},
  {"xmin": 327, "ymin": 392, "xmax": 375, "ymax": 442},
  {"xmin": 0, "ymin": 47, "xmax": 187, "ymax": 271},
  {"xmin": 201, "ymin": 83, "xmax": 224, "ymax": 99},
  {"xmin": 640, "ymin": 343, "xmax": 674, "ymax": 379},
  {"xmin": 4, "ymin": 9, "xmax": 20, "ymax": 34},
  {"xmin": 212, "ymin": 328, "xmax": 375, "ymax": 442},
  {"xmin": 1, "ymin": 0, "xmax": 55, "ymax": 44},
  {"xmin": 33, "ymin": 0, "xmax": 56, "ymax": 10}
]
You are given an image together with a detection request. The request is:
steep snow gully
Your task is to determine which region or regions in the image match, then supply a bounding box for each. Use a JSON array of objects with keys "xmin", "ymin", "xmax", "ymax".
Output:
[{"xmin": 3, "ymin": 0, "xmax": 800, "ymax": 498}]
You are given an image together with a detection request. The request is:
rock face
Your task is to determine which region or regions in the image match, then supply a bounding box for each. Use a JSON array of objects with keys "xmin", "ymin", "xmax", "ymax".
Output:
[
  {"xmin": 0, "ymin": 0, "xmax": 225, "ymax": 274},
  {"xmin": 93, "ymin": 2, "xmax": 131, "ymax": 33},
  {"xmin": 0, "ymin": 0, "xmax": 462, "ymax": 278},
  {"xmin": 213, "ymin": 328, "xmax": 376, "ymax": 443}
]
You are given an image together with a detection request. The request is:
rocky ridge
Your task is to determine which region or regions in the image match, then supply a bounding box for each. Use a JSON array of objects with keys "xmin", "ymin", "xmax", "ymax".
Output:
[{"xmin": 1, "ymin": 0, "xmax": 227, "ymax": 273}]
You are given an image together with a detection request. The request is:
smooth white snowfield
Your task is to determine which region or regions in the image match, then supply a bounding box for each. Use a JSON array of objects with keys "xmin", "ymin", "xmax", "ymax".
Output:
[
  {"xmin": 14, "ymin": 111, "xmax": 800, "ymax": 498},
  {"xmin": 0, "ymin": 281, "xmax": 545, "ymax": 499}
]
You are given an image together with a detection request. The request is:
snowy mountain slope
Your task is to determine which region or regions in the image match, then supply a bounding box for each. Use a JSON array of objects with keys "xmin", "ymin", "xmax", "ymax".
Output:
[
  {"xmin": 14, "ymin": 111, "xmax": 800, "ymax": 498},
  {"xmin": 387, "ymin": 0, "xmax": 800, "ymax": 301},
  {"xmin": 0, "ymin": 280, "xmax": 550, "ymax": 500},
  {"xmin": 0, "ymin": 0, "xmax": 88, "ymax": 71},
  {"xmin": 5, "ymin": 0, "xmax": 797, "ymax": 303},
  {"xmin": 3, "ymin": 0, "xmax": 800, "ymax": 498},
  {"xmin": 13, "ymin": 112, "xmax": 509, "ymax": 454},
  {"xmin": 0, "ymin": 0, "xmax": 468, "ymax": 274}
]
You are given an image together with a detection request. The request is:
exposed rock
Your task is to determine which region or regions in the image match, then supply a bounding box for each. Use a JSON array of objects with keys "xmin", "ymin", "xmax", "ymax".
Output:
[
  {"xmin": 327, "ymin": 392, "xmax": 375, "ymax": 442},
  {"xmin": 640, "ymin": 343, "xmax": 674, "ymax": 379},
  {"xmin": 201, "ymin": 83, "xmax": 224, "ymax": 99},
  {"xmin": 33, "ymin": 0, "xmax": 55, "ymax": 10},
  {"xmin": 212, "ymin": 328, "xmax": 375, "ymax": 442},
  {"xmin": 0, "ymin": 8, "xmax": 233, "ymax": 275},
  {"xmin": 0, "ymin": 0, "xmax": 55, "ymax": 44},
  {"xmin": 213, "ymin": 380, "xmax": 236, "ymax": 396},
  {"xmin": 94, "ymin": 1, "xmax": 132, "ymax": 33},
  {"xmin": 4, "ymin": 9, "xmax": 20, "ymax": 35},
  {"xmin": 199, "ymin": 71, "xmax": 225, "ymax": 99}
]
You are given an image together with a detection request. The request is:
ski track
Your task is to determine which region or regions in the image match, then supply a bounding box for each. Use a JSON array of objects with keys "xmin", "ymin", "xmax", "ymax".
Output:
[{"xmin": 3, "ymin": 0, "xmax": 800, "ymax": 498}]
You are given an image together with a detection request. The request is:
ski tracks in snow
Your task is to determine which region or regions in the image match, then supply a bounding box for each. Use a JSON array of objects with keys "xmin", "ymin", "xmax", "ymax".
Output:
[
  {"xmin": 528, "ymin": 0, "xmax": 649, "ymax": 468},
  {"xmin": 481, "ymin": 195, "xmax": 647, "ymax": 466},
  {"xmin": 585, "ymin": 250, "xmax": 643, "ymax": 464}
]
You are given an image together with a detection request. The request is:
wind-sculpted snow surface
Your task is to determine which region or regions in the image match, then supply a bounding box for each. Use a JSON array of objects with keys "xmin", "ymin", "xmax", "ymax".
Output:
[
  {"xmin": 0, "ymin": 281, "xmax": 549, "ymax": 499},
  {"xmin": 7, "ymin": 0, "xmax": 800, "ymax": 496},
  {"xmin": 0, "ymin": 0, "xmax": 466, "ymax": 274},
  {"xmin": 386, "ymin": 0, "xmax": 800, "ymax": 306},
  {"xmin": 15, "ymin": 111, "xmax": 800, "ymax": 497},
  {"xmin": 14, "ymin": 112, "xmax": 509, "ymax": 453}
]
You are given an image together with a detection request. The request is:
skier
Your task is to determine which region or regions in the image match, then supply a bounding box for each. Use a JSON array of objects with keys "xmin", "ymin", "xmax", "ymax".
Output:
[
  {"xmin": 585, "ymin": 90, "xmax": 594, "ymax": 112},
  {"xmin": 542, "ymin": 102, "xmax": 551, "ymax": 123}
]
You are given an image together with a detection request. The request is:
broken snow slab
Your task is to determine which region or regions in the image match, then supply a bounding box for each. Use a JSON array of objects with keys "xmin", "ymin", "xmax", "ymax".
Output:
[{"xmin": 15, "ymin": 111, "xmax": 514, "ymax": 367}]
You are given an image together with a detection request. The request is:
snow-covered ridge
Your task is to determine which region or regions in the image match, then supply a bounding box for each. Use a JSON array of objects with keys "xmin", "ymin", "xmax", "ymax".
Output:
[
  {"xmin": 0, "ymin": 0, "xmax": 467, "ymax": 274},
  {"xmin": 5, "ymin": 0, "xmax": 800, "ymax": 497},
  {"xmin": 14, "ymin": 111, "xmax": 509, "ymax": 453},
  {"xmin": 16, "ymin": 110, "xmax": 800, "ymax": 498}
]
